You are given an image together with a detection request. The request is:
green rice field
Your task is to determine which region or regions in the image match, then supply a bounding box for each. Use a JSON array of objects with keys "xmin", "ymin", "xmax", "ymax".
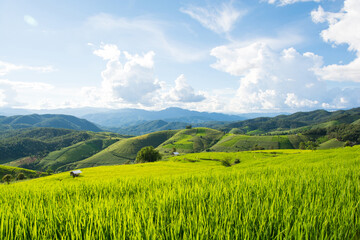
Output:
[{"xmin": 0, "ymin": 146, "xmax": 359, "ymax": 239}]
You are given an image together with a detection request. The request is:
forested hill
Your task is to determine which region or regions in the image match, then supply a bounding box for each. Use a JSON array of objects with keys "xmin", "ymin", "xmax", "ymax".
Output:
[
  {"xmin": 220, "ymin": 107, "xmax": 360, "ymax": 134},
  {"xmin": 0, "ymin": 114, "xmax": 102, "ymax": 132}
]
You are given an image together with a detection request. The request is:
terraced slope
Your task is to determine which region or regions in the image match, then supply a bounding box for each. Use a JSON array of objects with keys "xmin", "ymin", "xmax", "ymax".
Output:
[
  {"xmin": 157, "ymin": 128, "xmax": 224, "ymax": 155},
  {"xmin": 210, "ymin": 134, "xmax": 308, "ymax": 152},
  {"xmin": 318, "ymin": 138, "xmax": 345, "ymax": 150},
  {"xmin": 63, "ymin": 130, "xmax": 178, "ymax": 170},
  {"xmin": 34, "ymin": 138, "xmax": 119, "ymax": 172}
]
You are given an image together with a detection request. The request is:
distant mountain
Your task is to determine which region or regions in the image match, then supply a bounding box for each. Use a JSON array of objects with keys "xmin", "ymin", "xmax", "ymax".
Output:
[
  {"xmin": 82, "ymin": 107, "xmax": 246, "ymax": 127},
  {"xmin": 0, "ymin": 114, "xmax": 102, "ymax": 132}
]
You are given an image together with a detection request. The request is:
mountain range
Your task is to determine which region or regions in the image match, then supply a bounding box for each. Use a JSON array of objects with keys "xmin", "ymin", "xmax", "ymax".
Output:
[{"xmin": 82, "ymin": 107, "xmax": 246, "ymax": 127}]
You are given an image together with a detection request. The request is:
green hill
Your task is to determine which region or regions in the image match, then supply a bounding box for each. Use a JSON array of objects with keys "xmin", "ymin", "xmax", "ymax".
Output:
[
  {"xmin": 317, "ymin": 138, "xmax": 345, "ymax": 150},
  {"xmin": 157, "ymin": 128, "xmax": 224, "ymax": 155},
  {"xmin": 29, "ymin": 138, "xmax": 119, "ymax": 172},
  {"xmin": 0, "ymin": 128, "xmax": 123, "ymax": 165},
  {"xmin": 0, "ymin": 114, "xmax": 102, "ymax": 132},
  {"xmin": 209, "ymin": 134, "xmax": 308, "ymax": 152},
  {"xmin": 63, "ymin": 130, "xmax": 178, "ymax": 170}
]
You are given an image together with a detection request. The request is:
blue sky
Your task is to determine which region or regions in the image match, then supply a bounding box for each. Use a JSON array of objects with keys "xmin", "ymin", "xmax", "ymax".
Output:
[{"xmin": 0, "ymin": 0, "xmax": 359, "ymax": 113}]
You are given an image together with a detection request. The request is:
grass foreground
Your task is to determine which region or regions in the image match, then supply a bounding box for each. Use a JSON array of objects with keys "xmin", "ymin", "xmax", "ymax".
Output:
[{"xmin": 0, "ymin": 146, "xmax": 360, "ymax": 239}]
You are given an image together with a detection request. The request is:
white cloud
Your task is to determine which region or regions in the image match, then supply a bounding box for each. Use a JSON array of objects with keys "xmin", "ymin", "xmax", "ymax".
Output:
[
  {"xmin": 267, "ymin": 0, "xmax": 321, "ymax": 6},
  {"xmin": 180, "ymin": 2, "xmax": 245, "ymax": 34},
  {"xmin": 93, "ymin": 44, "xmax": 120, "ymax": 61},
  {"xmin": 312, "ymin": 0, "xmax": 360, "ymax": 82},
  {"xmin": 210, "ymin": 42, "xmax": 359, "ymax": 112},
  {"xmin": 87, "ymin": 44, "xmax": 208, "ymax": 108},
  {"xmin": 285, "ymin": 93, "xmax": 319, "ymax": 108},
  {"xmin": 166, "ymin": 74, "xmax": 205, "ymax": 102},
  {"xmin": 93, "ymin": 44, "xmax": 160, "ymax": 105},
  {"xmin": 24, "ymin": 15, "xmax": 38, "ymax": 27},
  {"xmin": 0, "ymin": 60, "xmax": 55, "ymax": 76}
]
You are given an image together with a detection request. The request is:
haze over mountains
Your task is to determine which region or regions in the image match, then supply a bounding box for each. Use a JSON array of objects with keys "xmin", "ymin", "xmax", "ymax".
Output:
[{"xmin": 0, "ymin": 107, "xmax": 285, "ymax": 127}]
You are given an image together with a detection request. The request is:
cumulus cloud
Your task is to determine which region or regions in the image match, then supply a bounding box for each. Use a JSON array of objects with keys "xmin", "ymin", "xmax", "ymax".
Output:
[
  {"xmin": 180, "ymin": 2, "xmax": 245, "ymax": 34},
  {"xmin": 312, "ymin": 0, "xmax": 360, "ymax": 82},
  {"xmin": 166, "ymin": 74, "xmax": 205, "ymax": 102},
  {"xmin": 92, "ymin": 44, "xmax": 160, "ymax": 105},
  {"xmin": 90, "ymin": 44, "xmax": 207, "ymax": 108},
  {"xmin": 93, "ymin": 44, "xmax": 120, "ymax": 61},
  {"xmin": 267, "ymin": 0, "xmax": 321, "ymax": 6},
  {"xmin": 0, "ymin": 60, "xmax": 55, "ymax": 76},
  {"xmin": 210, "ymin": 42, "xmax": 360, "ymax": 112}
]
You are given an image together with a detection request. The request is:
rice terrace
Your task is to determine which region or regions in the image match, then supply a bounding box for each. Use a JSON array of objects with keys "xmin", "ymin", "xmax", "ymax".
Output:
[
  {"xmin": 2, "ymin": 0, "xmax": 360, "ymax": 239},
  {"xmin": 0, "ymin": 146, "xmax": 360, "ymax": 239}
]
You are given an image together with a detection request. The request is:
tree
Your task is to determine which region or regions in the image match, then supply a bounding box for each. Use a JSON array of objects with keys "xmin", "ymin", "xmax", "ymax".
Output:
[
  {"xmin": 46, "ymin": 167, "xmax": 54, "ymax": 175},
  {"xmin": 135, "ymin": 146, "xmax": 162, "ymax": 163},
  {"xmin": 16, "ymin": 173, "xmax": 25, "ymax": 180},
  {"xmin": 305, "ymin": 141, "xmax": 318, "ymax": 150},
  {"xmin": 2, "ymin": 174, "xmax": 12, "ymax": 184},
  {"xmin": 186, "ymin": 125, "xmax": 192, "ymax": 129},
  {"xmin": 299, "ymin": 142, "xmax": 306, "ymax": 150}
]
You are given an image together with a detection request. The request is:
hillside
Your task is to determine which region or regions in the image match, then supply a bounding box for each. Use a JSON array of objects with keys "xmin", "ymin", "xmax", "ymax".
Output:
[
  {"xmin": 6, "ymin": 138, "xmax": 120, "ymax": 172},
  {"xmin": 0, "ymin": 165, "xmax": 38, "ymax": 180},
  {"xmin": 221, "ymin": 107, "xmax": 360, "ymax": 134},
  {"xmin": 0, "ymin": 128, "xmax": 122, "ymax": 165},
  {"xmin": 157, "ymin": 128, "xmax": 224, "ymax": 155},
  {"xmin": 209, "ymin": 134, "xmax": 309, "ymax": 152},
  {"xmin": 62, "ymin": 130, "xmax": 178, "ymax": 170},
  {"xmin": 0, "ymin": 114, "xmax": 102, "ymax": 132},
  {"xmin": 1, "ymin": 147, "xmax": 359, "ymax": 238}
]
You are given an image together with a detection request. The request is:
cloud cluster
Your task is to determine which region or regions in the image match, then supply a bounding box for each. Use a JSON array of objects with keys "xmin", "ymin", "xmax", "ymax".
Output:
[
  {"xmin": 166, "ymin": 74, "xmax": 205, "ymax": 103},
  {"xmin": 86, "ymin": 44, "xmax": 206, "ymax": 108},
  {"xmin": 180, "ymin": 2, "xmax": 245, "ymax": 34},
  {"xmin": 210, "ymin": 42, "xmax": 359, "ymax": 112},
  {"xmin": 90, "ymin": 44, "xmax": 160, "ymax": 105},
  {"xmin": 312, "ymin": 0, "xmax": 360, "ymax": 82}
]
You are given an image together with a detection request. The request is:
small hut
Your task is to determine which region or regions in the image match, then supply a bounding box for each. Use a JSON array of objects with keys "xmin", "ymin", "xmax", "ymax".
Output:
[
  {"xmin": 70, "ymin": 170, "xmax": 82, "ymax": 178},
  {"xmin": 172, "ymin": 152, "xmax": 180, "ymax": 156}
]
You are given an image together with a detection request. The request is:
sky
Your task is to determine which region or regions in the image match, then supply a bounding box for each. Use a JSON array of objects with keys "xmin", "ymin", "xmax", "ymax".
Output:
[{"xmin": 0, "ymin": 0, "xmax": 359, "ymax": 113}]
